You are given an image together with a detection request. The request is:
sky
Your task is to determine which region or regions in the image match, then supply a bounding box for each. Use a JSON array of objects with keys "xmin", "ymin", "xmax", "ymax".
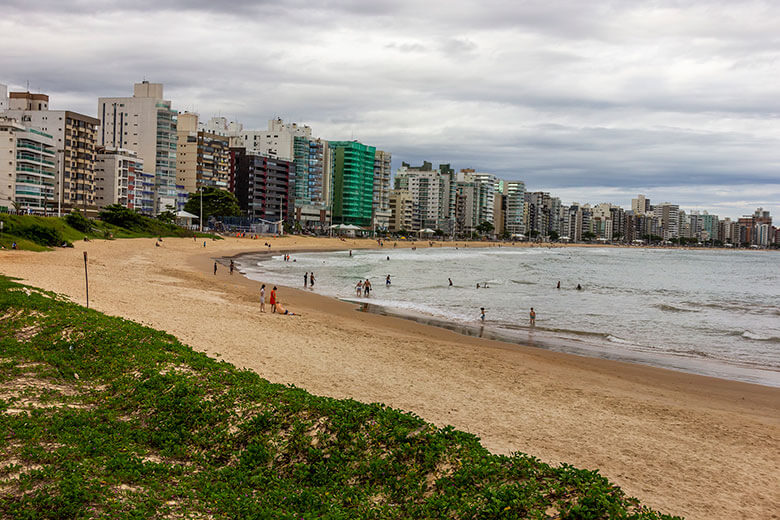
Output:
[{"xmin": 1, "ymin": 0, "xmax": 778, "ymax": 219}]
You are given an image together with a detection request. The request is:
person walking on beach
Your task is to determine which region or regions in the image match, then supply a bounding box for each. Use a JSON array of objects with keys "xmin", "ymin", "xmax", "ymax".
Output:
[
  {"xmin": 304, "ymin": 272, "xmax": 308, "ymax": 288},
  {"xmin": 480, "ymin": 307, "xmax": 486, "ymax": 322},
  {"xmin": 260, "ymin": 284, "xmax": 266, "ymax": 312},
  {"xmin": 529, "ymin": 307, "xmax": 536, "ymax": 326},
  {"xmin": 213, "ymin": 261, "xmax": 217, "ymax": 275},
  {"xmin": 203, "ymin": 241, "xmax": 207, "ymax": 248},
  {"xmin": 230, "ymin": 260, "xmax": 235, "ymax": 275},
  {"xmin": 270, "ymin": 286, "xmax": 277, "ymax": 312}
]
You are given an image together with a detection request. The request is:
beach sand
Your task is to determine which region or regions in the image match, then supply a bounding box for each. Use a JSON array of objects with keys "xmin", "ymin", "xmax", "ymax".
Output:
[{"xmin": 1, "ymin": 236, "xmax": 778, "ymax": 519}]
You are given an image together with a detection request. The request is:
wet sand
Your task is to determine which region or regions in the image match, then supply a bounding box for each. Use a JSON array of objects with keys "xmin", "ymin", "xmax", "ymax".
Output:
[{"xmin": 1, "ymin": 235, "xmax": 778, "ymax": 520}]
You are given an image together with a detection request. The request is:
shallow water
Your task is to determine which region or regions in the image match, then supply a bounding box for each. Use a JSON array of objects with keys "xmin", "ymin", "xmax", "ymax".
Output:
[{"xmin": 239, "ymin": 246, "xmax": 780, "ymax": 387}]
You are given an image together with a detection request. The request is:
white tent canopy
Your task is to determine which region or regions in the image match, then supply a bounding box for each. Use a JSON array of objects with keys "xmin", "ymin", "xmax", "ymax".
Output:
[
  {"xmin": 417, "ymin": 228, "xmax": 436, "ymax": 234},
  {"xmin": 176, "ymin": 210, "xmax": 199, "ymax": 218},
  {"xmin": 330, "ymin": 223, "xmax": 362, "ymax": 230}
]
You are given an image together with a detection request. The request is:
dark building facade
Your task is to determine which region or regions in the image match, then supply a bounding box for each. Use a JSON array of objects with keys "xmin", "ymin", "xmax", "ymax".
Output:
[{"xmin": 234, "ymin": 151, "xmax": 292, "ymax": 222}]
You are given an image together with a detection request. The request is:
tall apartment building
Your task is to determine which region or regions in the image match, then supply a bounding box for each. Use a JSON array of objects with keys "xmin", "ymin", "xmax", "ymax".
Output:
[
  {"xmin": 292, "ymin": 136, "xmax": 331, "ymax": 207},
  {"xmin": 373, "ymin": 150, "xmax": 392, "ymax": 231},
  {"xmin": 395, "ymin": 162, "xmax": 442, "ymax": 230},
  {"xmin": 239, "ymin": 118, "xmax": 311, "ymax": 161},
  {"xmin": 95, "ymin": 147, "xmax": 146, "ymax": 211},
  {"xmin": 504, "ymin": 181, "xmax": 526, "ymax": 235},
  {"xmin": 176, "ymin": 112, "xmax": 230, "ymax": 194},
  {"xmin": 98, "ymin": 81, "xmax": 179, "ymax": 213},
  {"xmin": 234, "ymin": 151, "xmax": 292, "ymax": 223},
  {"xmin": 329, "ymin": 141, "xmax": 376, "ymax": 227},
  {"xmin": 654, "ymin": 202, "xmax": 680, "ymax": 239},
  {"xmin": 524, "ymin": 191, "xmax": 562, "ymax": 237},
  {"xmin": 456, "ymin": 169, "xmax": 499, "ymax": 227},
  {"xmin": 0, "ymin": 84, "xmax": 8, "ymax": 111},
  {"xmin": 0, "ymin": 117, "xmax": 56, "ymax": 213},
  {"xmin": 4, "ymin": 92, "xmax": 100, "ymax": 215},
  {"xmin": 389, "ymin": 190, "xmax": 413, "ymax": 233},
  {"xmin": 631, "ymin": 194, "xmax": 651, "ymax": 215}
]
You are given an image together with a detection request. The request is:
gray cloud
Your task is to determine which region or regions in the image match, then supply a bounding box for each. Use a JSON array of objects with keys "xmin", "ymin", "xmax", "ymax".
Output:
[{"xmin": 1, "ymin": 0, "xmax": 778, "ymax": 218}]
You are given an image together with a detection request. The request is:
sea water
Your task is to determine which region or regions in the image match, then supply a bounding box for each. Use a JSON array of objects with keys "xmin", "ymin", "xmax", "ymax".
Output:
[{"xmin": 238, "ymin": 246, "xmax": 780, "ymax": 387}]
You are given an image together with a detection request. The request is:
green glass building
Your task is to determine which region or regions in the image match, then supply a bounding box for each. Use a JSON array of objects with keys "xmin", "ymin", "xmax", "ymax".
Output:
[{"xmin": 329, "ymin": 141, "xmax": 376, "ymax": 227}]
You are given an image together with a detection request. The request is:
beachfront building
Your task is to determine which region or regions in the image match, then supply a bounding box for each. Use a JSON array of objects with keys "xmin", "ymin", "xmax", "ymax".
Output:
[
  {"xmin": 176, "ymin": 112, "xmax": 230, "ymax": 193},
  {"xmin": 524, "ymin": 191, "xmax": 562, "ymax": 238},
  {"xmin": 95, "ymin": 147, "xmax": 145, "ymax": 210},
  {"xmin": 504, "ymin": 181, "xmax": 526, "ymax": 236},
  {"xmin": 456, "ymin": 169, "xmax": 499, "ymax": 228},
  {"xmin": 290, "ymin": 136, "xmax": 333, "ymax": 231},
  {"xmin": 200, "ymin": 116, "xmax": 243, "ymax": 144},
  {"xmin": 653, "ymin": 202, "xmax": 680, "ymax": 240},
  {"xmin": 98, "ymin": 81, "xmax": 180, "ymax": 214},
  {"xmin": 0, "ymin": 84, "xmax": 7, "ymax": 111},
  {"xmin": 4, "ymin": 92, "xmax": 100, "ymax": 215},
  {"xmin": 0, "ymin": 117, "xmax": 56, "ymax": 213},
  {"xmin": 631, "ymin": 194, "xmax": 651, "ymax": 215},
  {"xmin": 238, "ymin": 118, "xmax": 311, "ymax": 162},
  {"xmin": 373, "ymin": 150, "xmax": 392, "ymax": 231},
  {"xmin": 395, "ymin": 162, "xmax": 442, "ymax": 231},
  {"xmin": 389, "ymin": 189, "xmax": 413, "ymax": 233},
  {"xmin": 233, "ymin": 150, "xmax": 292, "ymax": 223},
  {"xmin": 329, "ymin": 140, "xmax": 376, "ymax": 227}
]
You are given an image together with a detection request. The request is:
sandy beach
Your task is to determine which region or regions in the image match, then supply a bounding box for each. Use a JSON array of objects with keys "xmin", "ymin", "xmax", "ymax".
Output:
[{"xmin": 1, "ymin": 236, "xmax": 778, "ymax": 519}]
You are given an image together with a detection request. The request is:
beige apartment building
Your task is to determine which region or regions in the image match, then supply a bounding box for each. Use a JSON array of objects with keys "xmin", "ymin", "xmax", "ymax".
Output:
[
  {"xmin": 176, "ymin": 112, "xmax": 230, "ymax": 194},
  {"xmin": 4, "ymin": 92, "xmax": 100, "ymax": 215},
  {"xmin": 95, "ymin": 147, "xmax": 145, "ymax": 210},
  {"xmin": 389, "ymin": 190, "xmax": 413, "ymax": 232}
]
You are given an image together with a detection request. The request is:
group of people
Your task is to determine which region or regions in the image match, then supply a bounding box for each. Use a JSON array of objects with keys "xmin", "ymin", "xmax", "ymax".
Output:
[
  {"xmin": 355, "ymin": 279, "xmax": 372, "ymax": 297},
  {"xmin": 259, "ymin": 284, "xmax": 297, "ymax": 315}
]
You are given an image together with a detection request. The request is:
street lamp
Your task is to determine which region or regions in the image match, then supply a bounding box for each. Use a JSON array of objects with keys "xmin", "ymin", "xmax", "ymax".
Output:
[{"xmin": 199, "ymin": 187, "xmax": 203, "ymax": 233}]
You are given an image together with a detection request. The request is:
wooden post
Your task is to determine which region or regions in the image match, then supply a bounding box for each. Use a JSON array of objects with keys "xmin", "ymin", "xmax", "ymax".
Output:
[{"xmin": 83, "ymin": 251, "xmax": 89, "ymax": 309}]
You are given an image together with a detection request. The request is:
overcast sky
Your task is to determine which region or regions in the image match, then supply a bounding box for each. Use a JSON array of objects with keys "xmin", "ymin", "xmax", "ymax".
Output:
[{"xmin": 2, "ymin": 0, "xmax": 778, "ymax": 219}]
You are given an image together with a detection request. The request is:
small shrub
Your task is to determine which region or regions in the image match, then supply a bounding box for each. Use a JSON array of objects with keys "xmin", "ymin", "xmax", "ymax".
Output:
[{"xmin": 65, "ymin": 211, "xmax": 92, "ymax": 233}]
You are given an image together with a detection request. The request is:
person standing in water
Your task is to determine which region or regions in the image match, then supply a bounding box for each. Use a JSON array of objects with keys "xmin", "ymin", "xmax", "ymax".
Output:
[
  {"xmin": 386, "ymin": 274, "xmax": 391, "ymax": 286},
  {"xmin": 448, "ymin": 278, "xmax": 453, "ymax": 286},
  {"xmin": 480, "ymin": 307, "xmax": 486, "ymax": 322},
  {"xmin": 309, "ymin": 272, "xmax": 315, "ymax": 288},
  {"xmin": 529, "ymin": 307, "xmax": 536, "ymax": 325},
  {"xmin": 577, "ymin": 284, "xmax": 582, "ymax": 290},
  {"xmin": 304, "ymin": 272, "xmax": 308, "ymax": 288},
  {"xmin": 556, "ymin": 281, "xmax": 560, "ymax": 289}
]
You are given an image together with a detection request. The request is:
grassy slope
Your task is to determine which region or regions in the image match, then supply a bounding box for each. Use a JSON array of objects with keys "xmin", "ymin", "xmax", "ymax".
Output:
[
  {"xmin": 0, "ymin": 214, "xmax": 213, "ymax": 251},
  {"xmin": 0, "ymin": 277, "xmax": 681, "ymax": 519}
]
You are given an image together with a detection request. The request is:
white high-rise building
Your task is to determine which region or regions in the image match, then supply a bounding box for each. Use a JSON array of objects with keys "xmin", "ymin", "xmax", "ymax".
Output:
[
  {"xmin": 0, "ymin": 84, "xmax": 7, "ymax": 111},
  {"xmin": 458, "ymin": 170, "xmax": 499, "ymax": 225},
  {"xmin": 504, "ymin": 181, "xmax": 526, "ymax": 235},
  {"xmin": 395, "ymin": 164, "xmax": 442, "ymax": 230},
  {"xmin": 0, "ymin": 117, "xmax": 56, "ymax": 213},
  {"xmin": 238, "ymin": 118, "xmax": 311, "ymax": 161},
  {"xmin": 98, "ymin": 82, "xmax": 179, "ymax": 213}
]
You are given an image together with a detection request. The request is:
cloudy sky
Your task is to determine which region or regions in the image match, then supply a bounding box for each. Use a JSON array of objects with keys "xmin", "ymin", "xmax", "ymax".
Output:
[{"xmin": 2, "ymin": 0, "xmax": 778, "ymax": 219}]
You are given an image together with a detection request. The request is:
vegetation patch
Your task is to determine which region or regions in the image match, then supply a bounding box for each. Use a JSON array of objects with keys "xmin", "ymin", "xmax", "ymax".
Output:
[{"xmin": 0, "ymin": 276, "xmax": 682, "ymax": 519}]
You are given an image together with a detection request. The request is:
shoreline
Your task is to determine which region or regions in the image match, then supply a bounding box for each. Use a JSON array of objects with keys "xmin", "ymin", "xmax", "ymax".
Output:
[
  {"xmin": 1, "ymin": 236, "xmax": 778, "ymax": 520},
  {"xmin": 235, "ymin": 246, "xmax": 779, "ymax": 388}
]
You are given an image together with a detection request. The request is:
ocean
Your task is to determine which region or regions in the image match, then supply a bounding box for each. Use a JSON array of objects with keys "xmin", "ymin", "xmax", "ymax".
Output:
[{"xmin": 238, "ymin": 246, "xmax": 780, "ymax": 387}]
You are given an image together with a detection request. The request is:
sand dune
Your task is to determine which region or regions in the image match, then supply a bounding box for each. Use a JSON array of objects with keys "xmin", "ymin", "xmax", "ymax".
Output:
[{"xmin": 1, "ymin": 236, "xmax": 778, "ymax": 519}]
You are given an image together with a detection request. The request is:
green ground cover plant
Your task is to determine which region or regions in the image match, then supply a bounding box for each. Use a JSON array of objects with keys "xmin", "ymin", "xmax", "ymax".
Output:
[
  {"xmin": 0, "ymin": 212, "xmax": 216, "ymax": 251},
  {"xmin": 0, "ymin": 276, "xmax": 682, "ymax": 519}
]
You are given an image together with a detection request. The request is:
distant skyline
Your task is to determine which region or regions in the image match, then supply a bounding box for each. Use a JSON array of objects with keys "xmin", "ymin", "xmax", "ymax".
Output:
[{"xmin": 1, "ymin": 0, "xmax": 778, "ymax": 219}]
